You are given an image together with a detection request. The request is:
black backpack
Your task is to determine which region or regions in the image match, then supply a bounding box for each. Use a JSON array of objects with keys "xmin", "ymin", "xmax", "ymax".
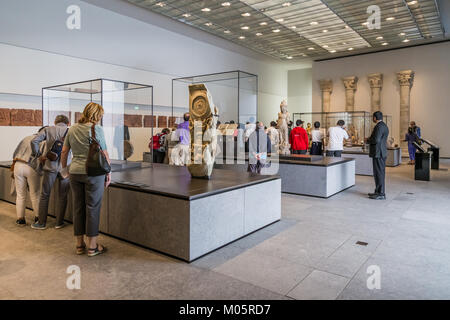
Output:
[{"xmin": 46, "ymin": 128, "xmax": 68, "ymax": 161}]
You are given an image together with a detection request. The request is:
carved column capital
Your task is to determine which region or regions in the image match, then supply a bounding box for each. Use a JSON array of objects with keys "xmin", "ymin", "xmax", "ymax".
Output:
[
  {"xmin": 318, "ymin": 79, "xmax": 333, "ymax": 93},
  {"xmin": 342, "ymin": 76, "xmax": 358, "ymax": 91},
  {"xmin": 397, "ymin": 70, "xmax": 415, "ymax": 88},
  {"xmin": 368, "ymin": 73, "xmax": 383, "ymax": 88}
]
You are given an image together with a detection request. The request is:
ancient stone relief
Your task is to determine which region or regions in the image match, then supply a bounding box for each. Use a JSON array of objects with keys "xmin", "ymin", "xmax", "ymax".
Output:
[{"xmin": 187, "ymin": 84, "xmax": 219, "ymax": 179}]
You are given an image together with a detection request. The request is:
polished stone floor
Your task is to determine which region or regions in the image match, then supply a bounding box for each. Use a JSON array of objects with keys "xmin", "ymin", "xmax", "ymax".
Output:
[{"xmin": 1, "ymin": 161, "xmax": 450, "ymax": 300}]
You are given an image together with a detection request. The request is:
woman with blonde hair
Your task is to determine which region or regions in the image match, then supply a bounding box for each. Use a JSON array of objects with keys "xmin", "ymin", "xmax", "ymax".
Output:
[{"xmin": 61, "ymin": 102, "xmax": 111, "ymax": 257}]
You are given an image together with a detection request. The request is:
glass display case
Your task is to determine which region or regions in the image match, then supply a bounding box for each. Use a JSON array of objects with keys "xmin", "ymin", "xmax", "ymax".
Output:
[
  {"xmin": 42, "ymin": 79, "xmax": 153, "ymax": 162},
  {"xmin": 293, "ymin": 111, "xmax": 393, "ymax": 152},
  {"xmin": 172, "ymin": 71, "xmax": 258, "ymax": 126}
]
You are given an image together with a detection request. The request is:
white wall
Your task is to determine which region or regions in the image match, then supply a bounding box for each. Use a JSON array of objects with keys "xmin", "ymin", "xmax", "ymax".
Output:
[
  {"xmin": 0, "ymin": 0, "xmax": 311, "ymax": 160},
  {"xmin": 313, "ymin": 42, "xmax": 450, "ymax": 157},
  {"xmin": 288, "ymin": 68, "xmax": 313, "ymax": 118}
]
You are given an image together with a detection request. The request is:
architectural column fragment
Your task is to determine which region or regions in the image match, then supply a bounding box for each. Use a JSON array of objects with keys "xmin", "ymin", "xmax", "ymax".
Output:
[{"xmin": 342, "ymin": 76, "xmax": 358, "ymax": 111}]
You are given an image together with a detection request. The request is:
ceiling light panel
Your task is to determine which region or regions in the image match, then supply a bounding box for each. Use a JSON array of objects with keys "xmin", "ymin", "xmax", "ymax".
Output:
[
  {"xmin": 126, "ymin": 0, "xmax": 446, "ymax": 60},
  {"xmin": 240, "ymin": 0, "xmax": 371, "ymax": 52}
]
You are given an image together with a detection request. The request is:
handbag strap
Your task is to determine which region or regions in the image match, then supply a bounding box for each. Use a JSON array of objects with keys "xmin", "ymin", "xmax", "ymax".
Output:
[{"xmin": 90, "ymin": 123, "xmax": 96, "ymax": 140}]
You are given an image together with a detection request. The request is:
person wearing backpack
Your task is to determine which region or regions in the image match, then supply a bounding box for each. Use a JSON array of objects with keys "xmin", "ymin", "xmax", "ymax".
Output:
[
  {"xmin": 31, "ymin": 114, "xmax": 70, "ymax": 230},
  {"xmin": 150, "ymin": 128, "xmax": 170, "ymax": 163}
]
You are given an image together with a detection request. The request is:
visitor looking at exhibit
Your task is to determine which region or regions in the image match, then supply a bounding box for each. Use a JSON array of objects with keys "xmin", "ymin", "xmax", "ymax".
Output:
[
  {"xmin": 31, "ymin": 115, "xmax": 71, "ymax": 230},
  {"xmin": 61, "ymin": 102, "xmax": 111, "ymax": 257},
  {"xmin": 172, "ymin": 112, "xmax": 191, "ymax": 166},
  {"xmin": 267, "ymin": 121, "xmax": 280, "ymax": 153},
  {"xmin": 151, "ymin": 128, "xmax": 170, "ymax": 164},
  {"xmin": 310, "ymin": 121, "xmax": 324, "ymax": 156},
  {"xmin": 289, "ymin": 119, "xmax": 309, "ymax": 155},
  {"xmin": 405, "ymin": 121, "xmax": 422, "ymax": 165},
  {"xmin": 248, "ymin": 121, "xmax": 271, "ymax": 174},
  {"xmin": 367, "ymin": 111, "xmax": 389, "ymax": 200},
  {"xmin": 11, "ymin": 126, "xmax": 47, "ymax": 226},
  {"xmin": 326, "ymin": 120, "xmax": 349, "ymax": 157}
]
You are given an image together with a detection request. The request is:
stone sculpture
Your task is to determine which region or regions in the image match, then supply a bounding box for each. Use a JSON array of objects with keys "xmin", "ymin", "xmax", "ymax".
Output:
[
  {"xmin": 397, "ymin": 70, "xmax": 415, "ymax": 156},
  {"xmin": 187, "ymin": 84, "xmax": 219, "ymax": 179},
  {"xmin": 318, "ymin": 79, "xmax": 333, "ymax": 113},
  {"xmin": 342, "ymin": 76, "xmax": 358, "ymax": 111},
  {"xmin": 277, "ymin": 100, "xmax": 290, "ymax": 155},
  {"xmin": 368, "ymin": 73, "xmax": 383, "ymax": 113}
]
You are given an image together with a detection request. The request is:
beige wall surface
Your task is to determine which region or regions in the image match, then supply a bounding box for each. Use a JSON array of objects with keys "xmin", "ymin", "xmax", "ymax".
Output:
[{"xmin": 312, "ymin": 42, "xmax": 450, "ymax": 156}]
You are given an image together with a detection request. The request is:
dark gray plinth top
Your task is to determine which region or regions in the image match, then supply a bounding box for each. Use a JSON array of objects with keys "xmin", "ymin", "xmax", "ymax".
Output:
[
  {"xmin": 279, "ymin": 156, "xmax": 355, "ymax": 167},
  {"xmin": 111, "ymin": 164, "xmax": 279, "ymax": 200},
  {"xmin": 342, "ymin": 150, "xmax": 369, "ymax": 155}
]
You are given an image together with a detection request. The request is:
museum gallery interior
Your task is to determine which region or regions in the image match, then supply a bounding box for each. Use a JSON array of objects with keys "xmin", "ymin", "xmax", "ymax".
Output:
[{"xmin": 0, "ymin": 0, "xmax": 450, "ymax": 302}]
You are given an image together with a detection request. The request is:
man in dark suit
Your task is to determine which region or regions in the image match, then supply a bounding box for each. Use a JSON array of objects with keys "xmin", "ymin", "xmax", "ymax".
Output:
[{"xmin": 367, "ymin": 111, "xmax": 389, "ymax": 200}]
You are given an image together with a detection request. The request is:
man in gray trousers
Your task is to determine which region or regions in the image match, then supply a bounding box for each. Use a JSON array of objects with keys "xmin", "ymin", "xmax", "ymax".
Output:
[{"xmin": 31, "ymin": 115, "xmax": 70, "ymax": 230}]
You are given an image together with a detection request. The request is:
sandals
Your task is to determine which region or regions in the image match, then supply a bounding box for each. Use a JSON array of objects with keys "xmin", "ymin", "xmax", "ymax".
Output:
[
  {"xmin": 76, "ymin": 244, "xmax": 86, "ymax": 255},
  {"xmin": 88, "ymin": 244, "xmax": 107, "ymax": 257}
]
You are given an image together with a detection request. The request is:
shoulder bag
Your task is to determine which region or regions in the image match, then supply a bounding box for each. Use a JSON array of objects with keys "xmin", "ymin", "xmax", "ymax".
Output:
[{"xmin": 86, "ymin": 124, "xmax": 111, "ymax": 176}]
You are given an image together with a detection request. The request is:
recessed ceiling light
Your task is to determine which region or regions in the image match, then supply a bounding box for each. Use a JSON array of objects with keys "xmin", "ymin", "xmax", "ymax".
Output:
[
  {"xmin": 256, "ymin": 32, "xmax": 263, "ymax": 36},
  {"xmin": 282, "ymin": 2, "xmax": 292, "ymax": 7},
  {"xmin": 376, "ymin": 36, "xmax": 383, "ymax": 40},
  {"xmin": 407, "ymin": 0, "xmax": 417, "ymax": 5},
  {"xmin": 221, "ymin": 2, "xmax": 231, "ymax": 6},
  {"xmin": 241, "ymin": 26, "xmax": 250, "ymax": 30},
  {"xmin": 182, "ymin": 13, "xmax": 191, "ymax": 18},
  {"xmin": 308, "ymin": 47, "xmax": 315, "ymax": 50},
  {"xmin": 276, "ymin": 18, "xmax": 284, "ymax": 22},
  {"xmin": 362, "ymin": 22, "xmax": 369, "ymax": 26},
  {"xmin": 201, "ymin": 8, "xmax": 211, "ymax": 12},
  {"xmin": 205, "ymin": 22, "xmax": 212, "ymax": 26},
  {"xmin": 342, "ymin": 42, "xmax": 347, "ymax": 45},
  {"xmin": 386, "ymin": 17, "xmax": 395, "ymax": 21},
  {"xmin": 155, "ymin": 2, "xmax": 166, "ymax": 7},
  {"xmin": 403, "ymin": 39, "xmax": 410, "ymax": 43},
  {"xmin": 242, "ymin": 12, "xmax": 251, "ymax": 17},
  {"xmin": 323, "ymin": 45, "xmax": 329, "ymax": 49},
  {"xmin": 310, "ymin": 21, "xmax": 318, "ymax": 25},
  {"xmin": 322, "ymin": 29, "xmax": 328, "ymax": 33},
  {"xmin": 286, "ymin": 56, "xmax": 293, "ymax": 59},
  {"xmin": 290, "ymin": 26, "xmax": 297, "ymax": 29},
  {"xmin": 345, "ymin": 25, "xmax": 350, "ymax": 29},
  {"xmin": 224, "ymin": 30, "xmax": 231, "ymax": 34},
  {"xmin": 382, "ymin": 42, "xmax": 388, "ymax": 46},
  {"xmin": 259, "ymin": 22, "xmax": 268, "ymax": 26},
  {"xmin": 273, "ymin": 29, "xmax": 280, "ymax": 33},
  {"xmin": 330, "ymin": 50, "xmax": 337, "ymax": 53},
  {"xmin": 348, "ymin": 47, "xmax": 354, "ymax": 51},
  {"xmin": 239, "ymin": 36, "xmax": 245, "ymax": 40},
  {"xmin": 399, "ymin": 32, "xmax": 406, "ymax": 36}
]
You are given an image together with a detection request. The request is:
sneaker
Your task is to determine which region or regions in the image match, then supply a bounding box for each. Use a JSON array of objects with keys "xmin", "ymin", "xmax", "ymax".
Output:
[
  {"xmin": 16, "ymin": 219, "xmax": 26, "ymax": 226},
  {"xmin": 31, "ymin": 222, "xmax": 47, "ymax": 230},
  {"xmin": 55, "ymin": 223, "xmax": 66, "ymax": 229},
  {"xmin": 34, "ymin": 216, "xmax": 39, "ymax": 223}
]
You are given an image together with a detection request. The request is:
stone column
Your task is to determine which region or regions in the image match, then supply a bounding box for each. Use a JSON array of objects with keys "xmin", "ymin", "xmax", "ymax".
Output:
[
  {"xmin": 397, "ymin": 70, "xmax": 415, "ymax": 155},
  {"xmin": 368, "ymin": 73, "xmax": 383, "ymax": 113},
  {"xmin": 318, "ymin": 79, "xmax": 333, "ymax": 113},
  {"xmin": 342, "ymin": 76, "xmax": 358, "ymax": 111}
]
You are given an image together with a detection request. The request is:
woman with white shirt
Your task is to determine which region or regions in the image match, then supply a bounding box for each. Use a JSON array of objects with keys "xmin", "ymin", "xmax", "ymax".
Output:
[{"xmin": 310, "ymin": 121, "xmax": 325, "ymax": 155}]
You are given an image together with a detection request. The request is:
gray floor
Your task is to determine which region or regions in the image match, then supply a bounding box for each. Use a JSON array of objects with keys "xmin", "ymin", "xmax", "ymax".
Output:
[{"xmin": 1, "ymin": 161, "xmax": 450, "ymax": 300}]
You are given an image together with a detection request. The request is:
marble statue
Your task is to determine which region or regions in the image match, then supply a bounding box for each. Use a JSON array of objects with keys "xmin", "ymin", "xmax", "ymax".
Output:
[
  {"xmin": 187, "ymin": 84, "xmax": 219, "ymax": 179},
  {"xmin": 277, "ymin": 100, "xmax": 291, "ymax": 155}
]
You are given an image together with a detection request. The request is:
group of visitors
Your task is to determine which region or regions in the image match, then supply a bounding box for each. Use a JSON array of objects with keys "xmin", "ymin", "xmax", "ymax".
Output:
[
  {"xmin": 150, "ymin": 112, "xmax": 191, "ymax": 166},
  {"xmin": 11, "ymin": 102, "xmax": 110, "ymax": 257}
]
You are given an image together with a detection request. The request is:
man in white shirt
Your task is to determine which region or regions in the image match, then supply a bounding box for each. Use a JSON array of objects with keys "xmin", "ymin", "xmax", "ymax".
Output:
[
  {"xmin": 326, "ymin": 120, "xmax": 349, "ymax": 157},
  {"xmin": 310, "ymin": 121, "xmax": 325, "ymax": 155}
]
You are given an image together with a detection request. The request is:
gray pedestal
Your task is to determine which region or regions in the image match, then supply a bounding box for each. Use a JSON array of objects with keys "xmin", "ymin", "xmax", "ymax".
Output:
[
  {"xmin": 342, "ymin": 152, "xmax": 373, "ymax": 176},
  {"xmin": 387, "ymin": 148, "xmax": 401, "ymax": 167}
]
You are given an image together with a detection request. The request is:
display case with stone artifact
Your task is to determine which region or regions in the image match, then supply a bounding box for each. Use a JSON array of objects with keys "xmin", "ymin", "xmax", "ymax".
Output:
[
  {"xmin": 187, "ymin": 84, "xmax": 219, "ymax": 179},
  {"xmin": 277, "ymin": 100, "xmax": 291, "ymax": 155}
]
